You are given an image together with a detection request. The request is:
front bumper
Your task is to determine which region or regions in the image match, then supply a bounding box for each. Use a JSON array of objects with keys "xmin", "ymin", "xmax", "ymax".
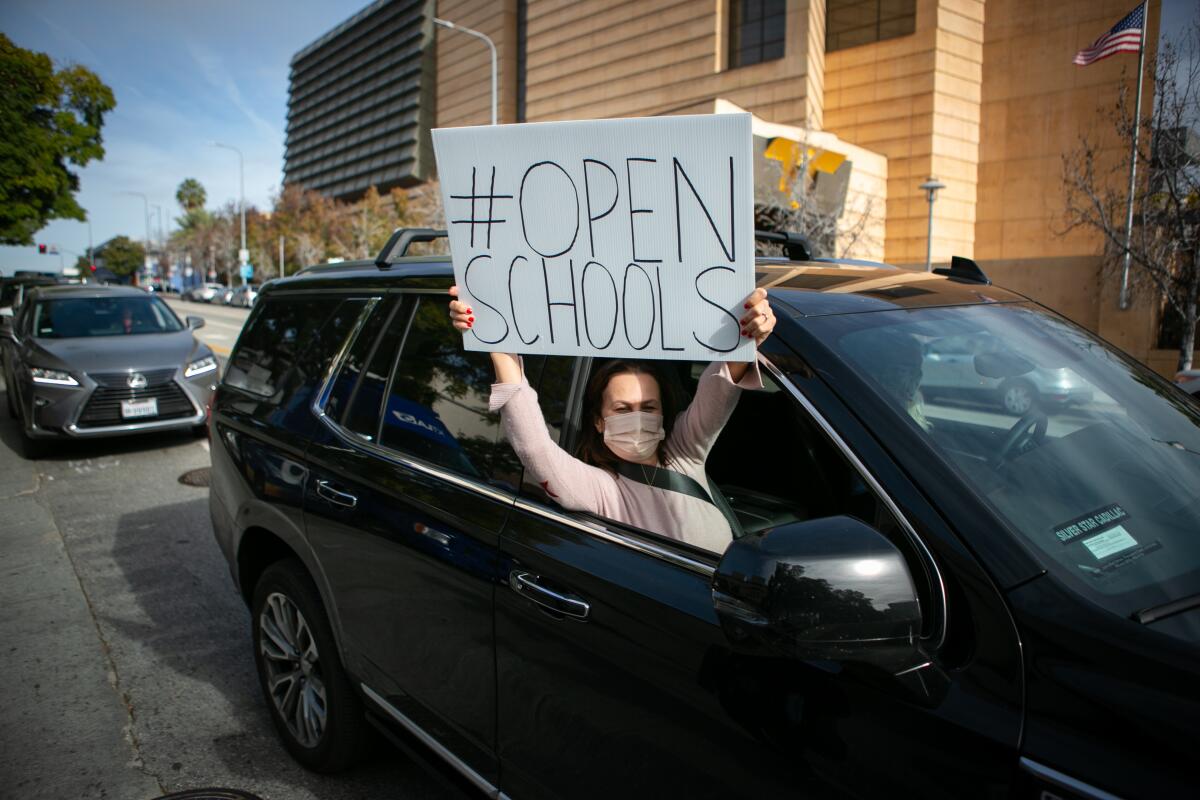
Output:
[{"xmin": 22, "ymin": 368, "xmax": 217, "ymax": 439}]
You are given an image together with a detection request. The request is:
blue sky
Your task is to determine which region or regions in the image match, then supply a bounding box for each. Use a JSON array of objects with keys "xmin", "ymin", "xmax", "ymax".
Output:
[
  {"xmin": 0, "ymin": 0, "xmax": 1194, "ymax": 275},
  {"xmin": 0, "ymin": 0, "xmax": 364, "ymax": 274}
]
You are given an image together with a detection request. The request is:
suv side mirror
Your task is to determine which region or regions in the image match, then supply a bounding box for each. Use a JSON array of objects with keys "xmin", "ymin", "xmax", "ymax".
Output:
[
  {"xmin": 712, "ymin": 516, "xmax": 923, "ymax": 674},
  {"xmin": 187, "ymin": 316, "xmax": 205, "ymax": 330}
]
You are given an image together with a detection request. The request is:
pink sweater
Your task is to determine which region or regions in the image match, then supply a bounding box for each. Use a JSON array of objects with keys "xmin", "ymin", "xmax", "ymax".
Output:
[{"xmin": 489, "ymin": 362, "xmax": 763, "ymax": 553}]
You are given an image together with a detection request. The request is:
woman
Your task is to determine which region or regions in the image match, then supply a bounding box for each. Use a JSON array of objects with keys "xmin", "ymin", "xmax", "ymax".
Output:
[{"xmin": 448, "ymin": 286, "xmax": 776, "ymax": 553}]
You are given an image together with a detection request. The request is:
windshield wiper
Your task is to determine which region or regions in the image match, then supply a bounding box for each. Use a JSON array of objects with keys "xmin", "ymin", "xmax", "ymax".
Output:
[
  {"xmin": 1151, "ymin": 438, "xmax": 1200, "ymax": 457},
  {"xmin": 1132, "ymin": 592, "xmax": 1200, "ymax": 625}
]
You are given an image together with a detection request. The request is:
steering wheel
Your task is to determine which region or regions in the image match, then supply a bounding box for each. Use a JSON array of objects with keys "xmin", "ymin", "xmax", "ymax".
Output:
[{"xmin": 992, "ymin": 409, "xmax": 1048, "ymax": 467}]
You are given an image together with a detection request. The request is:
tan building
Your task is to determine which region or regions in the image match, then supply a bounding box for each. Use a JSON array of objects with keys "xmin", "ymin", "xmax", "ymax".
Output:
[{"xmin": 423, "ymin": 0, "xmax": 1179, "ymax": 373}]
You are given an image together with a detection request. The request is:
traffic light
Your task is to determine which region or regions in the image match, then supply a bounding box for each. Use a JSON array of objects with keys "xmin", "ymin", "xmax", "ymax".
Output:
[{"xmin": 37, "ymin": 244, "xmax": 46, "ymax": 254}]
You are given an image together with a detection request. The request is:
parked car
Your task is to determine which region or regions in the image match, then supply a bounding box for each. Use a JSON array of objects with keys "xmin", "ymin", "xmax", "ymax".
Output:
[
  {"xmin": 1176, "ymin": 368, "xmax": 1200, "ymax": 399},
  {"xmin": 208, "ymin": 231, "xmax": 1199, "ymax": 800},
  {"xmin": 1, "ymin": 275, "xmax": 59, "ymax": 318},
  {"xmin": 228, "ymin": 285, "xmax": 258, "ymax": 308},
  {"xmin": 183, "ymin": 282, "xmax": 227, "ymax": 303},
  {"xmin": 1, "ymin": 284, "xmax": 218, "ymax": 457},
  {"xmin": 920, "ymin": 330, "xmax": 1093, "ymax": 413},
  {"xmin": 217, "ymin": 286, "xmax": 236, "ymax": 305}
]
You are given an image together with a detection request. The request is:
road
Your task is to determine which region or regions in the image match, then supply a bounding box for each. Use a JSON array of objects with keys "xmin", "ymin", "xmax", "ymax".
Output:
[
  {"xmin": 1, "ymin": 298, "xmax": 449, "ymax": 800},
  {"xmin": 164, "ymin": 296, "xmax": 250, "ymax": 357}
]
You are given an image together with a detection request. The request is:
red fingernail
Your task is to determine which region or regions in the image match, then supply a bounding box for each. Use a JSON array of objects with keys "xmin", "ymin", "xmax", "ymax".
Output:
[
  {"xmin": 744, "ymin": 303, "xmax": 751, "ymax": 308},
  {"xmin": 467, "ymin": 307, "xmax": 473, "ymax": 314},
  {"xmin": 468, "ymin": 321, "xmax": 473, "ymax": 328},
  {"xmin": 468, "ymin": 316, "xmax": 474, "ymax": 322},
  {"xmin": 741, "ymin": 330, "xmax": 748, "ymax": 336}
]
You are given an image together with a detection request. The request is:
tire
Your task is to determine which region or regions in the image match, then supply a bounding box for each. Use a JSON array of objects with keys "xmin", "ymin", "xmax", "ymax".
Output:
[
  {"xmin": 251, "ymin": 559, "xmax": 368, "ymax": 773},
  {"xmin": 5, "ymin": 379, "xmax": 16, "ymax": 419},
  {"xmin": 20, "ymin": 429, "xmax": 44, "ymax": 460},
  {"xmin": 1000, "ymin": 379, "xmax": 1036, "ymax": 416}
]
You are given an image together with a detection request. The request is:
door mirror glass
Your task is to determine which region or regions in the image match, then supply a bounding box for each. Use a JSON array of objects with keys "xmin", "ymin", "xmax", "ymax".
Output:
[
  {"xmin": 186, "ymin": 315, "xmax": 205, "ymax": 330},
  {"xmin": 712, "ymin": 515, "xmax": 923, "ymax": 674}
]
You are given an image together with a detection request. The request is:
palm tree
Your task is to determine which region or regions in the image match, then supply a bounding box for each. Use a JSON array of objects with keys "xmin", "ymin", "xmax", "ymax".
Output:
[{"xmin": 176, "ymin": 178, "xmax": 206, "ymax": 215}]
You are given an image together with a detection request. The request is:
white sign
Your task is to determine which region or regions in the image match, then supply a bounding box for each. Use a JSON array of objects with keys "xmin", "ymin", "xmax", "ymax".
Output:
[
  {"xmin": 238, "ymin": 248, "xmax": 250, "ymax": 265},
  {"xmin": 433, "ymin": 113, "xmax": 755, "ymax": 361}
]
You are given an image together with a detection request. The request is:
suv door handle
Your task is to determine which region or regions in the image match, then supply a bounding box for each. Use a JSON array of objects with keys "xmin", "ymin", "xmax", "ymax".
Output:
[
  {"xmin": 315, "ymin": 479, "xmax": 357, "ymax": 509},
  {"xmin": 509, "ymin": 570, "xmax": 590, "ymax": 620}
]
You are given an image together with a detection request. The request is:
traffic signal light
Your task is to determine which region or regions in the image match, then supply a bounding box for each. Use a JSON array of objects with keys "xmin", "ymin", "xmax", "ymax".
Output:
[{"xmin": 37, "ymin": 244, "xmax": 46, "ymax": 254}]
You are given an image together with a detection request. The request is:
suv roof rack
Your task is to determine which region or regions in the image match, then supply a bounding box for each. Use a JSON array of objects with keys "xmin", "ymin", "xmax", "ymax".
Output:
[
  {"xmin": 375, "ymin": 227, "xmax": 448, "ymax": 269},
  {"xmin": 934, "ymin": 255, "xmax": 991, "ymax": 285},
  {"xmin": 754, "ymin": 229, "xmax": 812, "ymax": 262}
]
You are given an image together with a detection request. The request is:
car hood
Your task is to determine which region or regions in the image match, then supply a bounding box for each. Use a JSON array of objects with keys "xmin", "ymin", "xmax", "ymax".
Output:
[{"xmin": 29, "ymin": 330, "xmax": 208, "ymax": 374}]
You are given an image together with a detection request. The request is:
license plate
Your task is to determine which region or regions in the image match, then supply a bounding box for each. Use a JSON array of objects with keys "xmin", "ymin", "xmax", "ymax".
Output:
[{"xmin": 121, "ymin": 397, "xmax": 158, "ymax": 419}]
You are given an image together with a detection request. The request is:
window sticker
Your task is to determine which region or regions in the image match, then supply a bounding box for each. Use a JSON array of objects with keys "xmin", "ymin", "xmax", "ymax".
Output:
[
  {"xmin": 1081, "ymin": 525, "xmax": 1138, "ymax": 560},
  {"xmin": 1052, "ymin": 504, "xmax": 1129, "ymax": 544}
]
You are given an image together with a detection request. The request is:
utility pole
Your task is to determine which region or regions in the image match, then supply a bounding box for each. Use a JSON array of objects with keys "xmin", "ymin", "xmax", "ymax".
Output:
[
  {"xmin": 279, "ymin": 235, "xmax": 284, "ymax": 278},
  {"xmin": 212, "ymin": 141, "xmax": 247, "ymax": 284},
  {"xmin": 117, "ymin": 191, "xmax": 151, "ymax": 249}
]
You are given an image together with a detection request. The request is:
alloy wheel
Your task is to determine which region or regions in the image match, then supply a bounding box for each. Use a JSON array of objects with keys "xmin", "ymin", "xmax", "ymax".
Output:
[
  {"xmin": 259, "ymin": 592, "xmax": 327, "ymax": 748},
  {"xmin": 1002, "ymin": 383, "xmax": 1034, "ymax": 415}
]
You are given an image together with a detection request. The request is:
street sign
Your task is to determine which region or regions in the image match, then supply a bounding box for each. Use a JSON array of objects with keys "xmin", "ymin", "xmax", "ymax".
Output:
[
  {"xmin": 184, "ymin": 267, "xmax": 194, "ymax": 278},
  {"xmin": 238, "ymin": 248, "xmax": 250, "ymax": 265},
  {"xmin": 240, "ymin": 264, "xmax": 254, "ymax": 281}
]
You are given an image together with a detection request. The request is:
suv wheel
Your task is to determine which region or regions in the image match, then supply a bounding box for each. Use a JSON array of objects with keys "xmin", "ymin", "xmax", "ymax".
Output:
[
  {"xmin": 251, "ymin": 559, "xmax": 368, "ymax": 772},
  {"xmin": 1000, "ymin": 379, "xmax": 1036, "ymax": 415}
]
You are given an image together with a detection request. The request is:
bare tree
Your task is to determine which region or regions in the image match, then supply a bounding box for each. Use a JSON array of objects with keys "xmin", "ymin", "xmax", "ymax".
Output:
[{"xmin": 1062, "ymin": 13, "xmax": 1200, "ymax": 372}]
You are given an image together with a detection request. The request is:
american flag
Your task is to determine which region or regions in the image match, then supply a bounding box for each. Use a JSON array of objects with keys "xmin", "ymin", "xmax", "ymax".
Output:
[{"xmin": 1074, "ymin": 3, "xmax": 1145, "ymax": 66}]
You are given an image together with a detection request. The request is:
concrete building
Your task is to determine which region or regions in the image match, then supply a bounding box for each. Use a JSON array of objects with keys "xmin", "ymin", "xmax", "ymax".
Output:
[{"xmin": 292, "ymin": 0, "xmax": 1183, "ymax": 373}]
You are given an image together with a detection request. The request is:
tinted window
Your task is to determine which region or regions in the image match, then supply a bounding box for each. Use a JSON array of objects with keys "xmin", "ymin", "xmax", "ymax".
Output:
[
  {"xmin": 379, "ymin": 297, "xmax": 519, "ymax": 487},
  {"xmin": 324, "ymin": 296, "xmax": 400, "ymax": 425},
  {"xmin": 517, "ymin": 356, "xmax": 577, "ymax": 503},
  {"xmin": 817, "ymin": 302, "xmax": 1200, "ymax": 622},
  {"xmin": 729, "ymin": 0, "xmax": 786, "ymax": 68},
  {"xmin": 826, "ymin": 0, "xmax": 916, "ymax": 53},
  {"xmin": 342, "ymin": 298, "xmax": 409, "ymax": 440},
  {"xmin": 225, "ymin": 295, "xmax": 354, "ymax": 401},
  {"xmin": 31, "ymin": 296, "xmax": 184, "ymax": 338}
]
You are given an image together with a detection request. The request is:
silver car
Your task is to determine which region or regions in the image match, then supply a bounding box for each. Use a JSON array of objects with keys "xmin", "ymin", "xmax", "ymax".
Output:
[
  {"xmin": 921, "ymin": 331, "xmax": 1093, "ymax": 414},
  {"xmin": 1, "ymin": 285, "xmax": 218, "ymax": 457}
]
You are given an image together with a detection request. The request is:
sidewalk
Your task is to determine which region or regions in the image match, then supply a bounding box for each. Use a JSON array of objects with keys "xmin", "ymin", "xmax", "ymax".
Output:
[{"xmin": 0, "ymin": 417, "xmax": 162, "ymax": 798}]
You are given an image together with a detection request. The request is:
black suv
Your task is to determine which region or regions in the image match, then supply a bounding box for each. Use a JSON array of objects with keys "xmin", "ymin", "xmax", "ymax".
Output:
[{"xmin": 210, "ymin": 230, "xmax": 1200, "ymax": 799}]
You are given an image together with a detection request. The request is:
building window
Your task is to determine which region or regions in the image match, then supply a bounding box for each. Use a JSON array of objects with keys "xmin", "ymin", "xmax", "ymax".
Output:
[
  {"xmin": 728, "ymin": 0, "xmax": 786, "ymax": 69},
  {"xmin": 826, "ymin": 0, "xmax": 916, "ymax": 53}
]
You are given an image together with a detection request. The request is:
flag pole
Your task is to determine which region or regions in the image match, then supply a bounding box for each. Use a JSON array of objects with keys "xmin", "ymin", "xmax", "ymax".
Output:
[{"xmin": 1118, "ymin": 2, "xmax": 1149, "ymax": 310}]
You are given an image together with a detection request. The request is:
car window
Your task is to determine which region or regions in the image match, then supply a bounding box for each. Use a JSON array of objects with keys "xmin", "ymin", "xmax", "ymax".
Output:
[
  {"xmin": 324, "ymin": 296, "xmax": 400, "ymax": 426},
  {"xmin": 376, "ymin": 296, "xmax": 521, "ymax": 489},
  {"xmin": 31, "ymin": 296, "xmax": 184, "ymax": 338},
  {"xmin": 225, "ymin": 295, "xmax": 358, "ymax": 401},
  {"xmin": 815, "ymin": 302, "xmax": 1200, "ymax": 622}
]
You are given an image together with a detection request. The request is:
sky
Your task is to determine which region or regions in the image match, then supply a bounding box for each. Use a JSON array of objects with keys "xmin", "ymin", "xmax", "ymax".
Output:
[
  {"xmin": 0, "ymin": 0, "xmax": 365, "ymax": 274},
  {"xmin": 0, "ymin": 0, "xmax": 1196, "ymax": 275}
]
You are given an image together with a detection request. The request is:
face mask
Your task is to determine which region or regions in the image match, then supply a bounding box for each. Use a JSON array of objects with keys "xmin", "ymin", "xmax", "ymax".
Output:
[{"xmin": 602, "ymin": 411, "xmax": 665, "ymax": 462}]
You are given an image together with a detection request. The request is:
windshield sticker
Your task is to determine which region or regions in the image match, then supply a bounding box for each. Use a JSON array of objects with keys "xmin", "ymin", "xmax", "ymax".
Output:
[
  {"xmin": 1081, "ymin": 525, "xmax": 1138, "ymax": 560},
  {"xmin": 1053, "ymin": 504, "xmax": 1129, "ymax": 544}
]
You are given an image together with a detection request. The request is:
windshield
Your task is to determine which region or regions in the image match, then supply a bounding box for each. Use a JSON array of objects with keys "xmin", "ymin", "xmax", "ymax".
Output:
[
  {"xmin": 32, "ymin": 296, "xmax": 185, "ymax": 338},
  {"xmin": 812, "ymin": 302, "xmax": 1200, "ymax": 621}
]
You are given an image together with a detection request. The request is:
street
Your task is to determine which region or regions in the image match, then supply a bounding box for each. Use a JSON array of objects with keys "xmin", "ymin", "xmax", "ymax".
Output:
[{"xmin": 0, "ymin": 297, "xmax": 449, "ymax": 800}]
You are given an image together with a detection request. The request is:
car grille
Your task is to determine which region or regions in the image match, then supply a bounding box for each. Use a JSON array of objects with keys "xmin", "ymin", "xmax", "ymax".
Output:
[{"xmin": 77, "ymin": 370, "xmax": 195, "ymax": 427}]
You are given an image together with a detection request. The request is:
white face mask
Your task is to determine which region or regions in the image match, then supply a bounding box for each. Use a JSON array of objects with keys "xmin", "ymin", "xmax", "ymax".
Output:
[{"xmin": 602, "ymin": 411, "xmax": 665, "ymax": 462}]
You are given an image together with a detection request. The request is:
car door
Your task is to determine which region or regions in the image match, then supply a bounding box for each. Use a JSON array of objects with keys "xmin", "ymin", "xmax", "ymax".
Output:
[
  {"xmin": 303, "ymin": 293, "xmax": 517, "ymax": 788},
  {"xmin": 494, "ymin": 350, "xmax": 1023, "ymax": 799}
]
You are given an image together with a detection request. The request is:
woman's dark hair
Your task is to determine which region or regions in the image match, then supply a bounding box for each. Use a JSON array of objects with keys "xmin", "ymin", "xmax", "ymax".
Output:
[{"xmin": 575, "ymin": 359, "xmax": 684, "ymax": 473}]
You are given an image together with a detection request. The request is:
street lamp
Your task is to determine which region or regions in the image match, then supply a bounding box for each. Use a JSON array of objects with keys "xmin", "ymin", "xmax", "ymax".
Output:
[
  {"xmin": 918, "ymin": 177, "xmax": 946, "ymax": 272},
  {"xmin": 116, "ymin": 190, "xmax": 151, "ymax": 249},
  {"xmin": 433, "ymin": 17, "xmax": 497, "ymax": 125},
  {"xmin": 211, "ymin": 140, "xmax": 247, "ymax": 283}
]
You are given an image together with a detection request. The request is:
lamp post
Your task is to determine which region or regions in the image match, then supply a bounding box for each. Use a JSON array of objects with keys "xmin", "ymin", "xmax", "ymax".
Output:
[
  {"xmin": 433, "ymin": 17, "xmax": 497, "ymax": 125},
  {"xmin": 117, "ymin": 191, "xmax": 151, "ymax": 249},
  {"xmin": 918, "ymin": 177, "xmax": 946, "ymax": 272},
  {"xmin": 212, "ymin": 141, "xmax": 247, "ymax": 283}
]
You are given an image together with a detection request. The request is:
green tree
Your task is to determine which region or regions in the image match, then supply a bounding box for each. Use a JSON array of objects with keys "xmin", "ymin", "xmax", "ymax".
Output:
[
  {"xmin": 0, "ymin": 34, "xmax": 116, "ymax": 245},
  {"xmin": 101, "ymin": 235, "xmax": 145, "ymax": 277},
  {"xmin": 176, "ymin": 178, "xmax": 206, "ymax": 213}
]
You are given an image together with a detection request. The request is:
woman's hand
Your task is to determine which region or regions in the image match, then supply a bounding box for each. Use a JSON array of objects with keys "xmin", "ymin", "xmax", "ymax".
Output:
[
  {"xmin": 739, "ymin": 287, "xmax": 776, "ymax": 346},
  {"xmin": 448, "ymin": 285, "xmax": 474, "ymax": 331},
  {"xmin": 449, "ymin": 286, "xmax": 522, "ymax": 383}
]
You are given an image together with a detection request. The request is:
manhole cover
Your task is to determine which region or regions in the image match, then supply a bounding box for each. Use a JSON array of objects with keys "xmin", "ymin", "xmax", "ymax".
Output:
[
  {"xmin": 178, "ymin": 467, "xmax": 211, "ymax": 487},
  {"xmin": 155, "ymin": 791, "xmax": 263, "ymax": 800}
]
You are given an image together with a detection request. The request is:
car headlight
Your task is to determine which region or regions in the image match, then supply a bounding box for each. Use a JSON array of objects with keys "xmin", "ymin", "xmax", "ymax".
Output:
[
  {"xmin": 185, "ymin": 355, "xmax": 218, "ymax": 378},
  {"xmin": 30, "ymin": 366, "xmax": 79, "ymax": 386}
]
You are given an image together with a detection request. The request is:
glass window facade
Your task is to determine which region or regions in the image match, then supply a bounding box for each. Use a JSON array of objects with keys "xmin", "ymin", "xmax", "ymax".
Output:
[{"xmin": 826, "ymin": 0, "xmax": 917, "ymax": 53}]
